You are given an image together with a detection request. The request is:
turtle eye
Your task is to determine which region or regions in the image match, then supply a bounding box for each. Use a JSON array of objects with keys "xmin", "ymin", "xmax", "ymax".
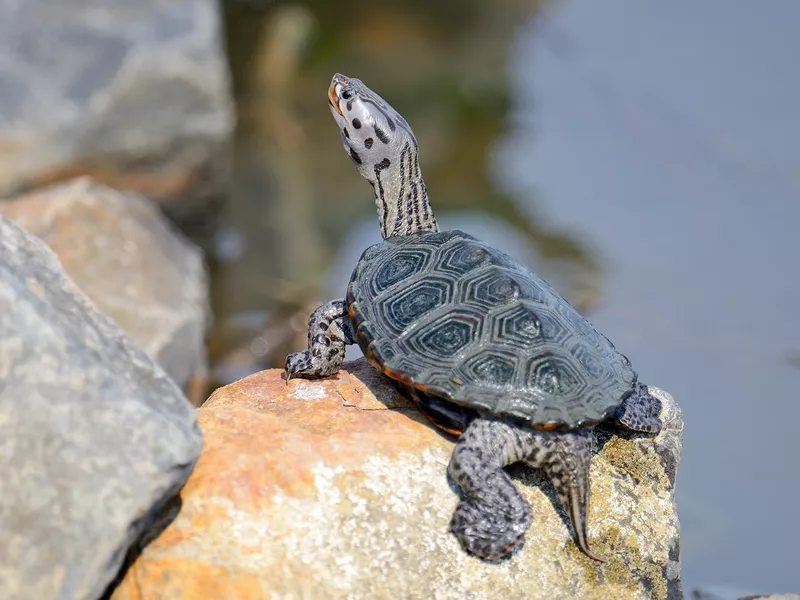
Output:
[{"xmin": 341, "ymin": 90, "xmax": 352, "ymax": 100}]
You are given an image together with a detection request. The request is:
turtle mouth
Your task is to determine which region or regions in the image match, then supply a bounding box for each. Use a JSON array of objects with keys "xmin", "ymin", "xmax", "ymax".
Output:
[{"xmin": 328, "ymin": 73, "xmax": 349, "ymax": 117}]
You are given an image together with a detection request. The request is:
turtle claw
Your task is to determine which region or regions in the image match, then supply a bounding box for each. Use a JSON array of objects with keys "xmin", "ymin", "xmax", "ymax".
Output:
[
  {"xmin": 583, "ymin": 546, "xmax": 607, "ymax": 563},
  {"xmin": 284, "ymin": 350, "xmax": 312, "ymax": 383}
]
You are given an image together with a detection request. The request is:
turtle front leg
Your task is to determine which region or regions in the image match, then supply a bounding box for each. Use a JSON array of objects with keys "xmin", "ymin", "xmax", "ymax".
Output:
[
  {"xmin": 449, "ymin": 418, "xmax": 603, "ymax": 561},
  {"xmin": 284, "ymin": 299, "xmax": 357, "ymax": 382},
  {"xmin": 613, "ymin": 382, "xmax": 663, "ymax": 434}
]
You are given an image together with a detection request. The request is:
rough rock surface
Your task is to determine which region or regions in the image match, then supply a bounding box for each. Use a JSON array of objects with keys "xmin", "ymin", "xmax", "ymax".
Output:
[
  {"xmin": 0, "ymin": 0, "xmax": 233, "ymax": 239},
  {"xmin": 0, "ymin": 216, "xmax": 203, "ymax": 600},
  {"xmin": 1, "ymin": 177, "xmax": 209, "ymax": 389},
  {"xmin": 112, "ymin": 359, "xmax": 683, "ymax": 600}
]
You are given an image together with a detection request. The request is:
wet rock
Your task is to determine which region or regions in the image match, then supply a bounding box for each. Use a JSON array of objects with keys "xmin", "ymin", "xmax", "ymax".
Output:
[
  {"xmin": 0, "ymin": 177, "xmax": 209, "ymax": 390},
  {"xmin": 112, "ymin": 359, "xmax": 683, "ymax": 600},
  {"xmin": 0, "ymin": 0, "xmax": 234, "ymax": 242},
  {"xmin": 0, "ymin": 216, "xmax": 203, "ymax": 600}
]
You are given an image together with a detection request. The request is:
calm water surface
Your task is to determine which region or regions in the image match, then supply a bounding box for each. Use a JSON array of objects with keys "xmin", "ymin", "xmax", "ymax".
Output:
[
  {"xmin": 331, "ymin": 0, "xmax": 800, "ymax": 593},
  {"xmin": 504, "ymin": 1, "xmax": 800, "ymax": 593}
]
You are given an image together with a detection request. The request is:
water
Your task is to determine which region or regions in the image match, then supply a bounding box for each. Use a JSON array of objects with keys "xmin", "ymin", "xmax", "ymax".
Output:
[
  {"xmin": 496, "ymin": 1, "xmax": 800, "ymax": 593},
  {"xmin": 219, "ymin": 0, "xmax": 800, "ymax": 592}
]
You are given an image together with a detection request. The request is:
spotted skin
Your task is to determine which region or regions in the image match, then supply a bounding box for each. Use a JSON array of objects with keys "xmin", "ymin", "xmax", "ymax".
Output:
[
  {"xmin": 285, "ymin": 73, "xmax": 664, "ymax": 562},
  {"xmin": 328, "ymin": 73, "xmax": 438, "ymax": 239},
  {"xmin": 284, "ymin": 299, "xmax": 356, "ymax": 381},
  {"xmin": 614, "ymin": 382, "xmax": 664, "ymax": 433},
  {"xmin": 449, "ymin": 386, "xmax": 662, "ymax": 561}
]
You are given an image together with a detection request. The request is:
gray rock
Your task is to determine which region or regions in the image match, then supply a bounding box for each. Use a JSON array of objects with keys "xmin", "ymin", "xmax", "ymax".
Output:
[
  {"xmin": 0, "ymin": 0, "xmax": 234, "ymax": 240},
  {"xmin": 1, "ymin": 177, "xmax": 210, "ymax": 389},
  {"xmin": 0, "ymin": 215, "xmax": 203, "ymax": 600}
]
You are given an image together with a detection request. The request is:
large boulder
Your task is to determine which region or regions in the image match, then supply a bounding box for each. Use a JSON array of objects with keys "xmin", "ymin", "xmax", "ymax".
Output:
[
  {"xmin": 0, "ymin": 216, "xmax": 203, "ymax": 600},
  {"xmin": 0, "ymin": 0, "xmax": 234, "ymax": 240},
  {"xmin": 112, "ymin": 359, "xmax": 683, "ymax": 600},
  {"xmin": 1, "ymin": 177, "xmax": 210, "ymax": 391}
]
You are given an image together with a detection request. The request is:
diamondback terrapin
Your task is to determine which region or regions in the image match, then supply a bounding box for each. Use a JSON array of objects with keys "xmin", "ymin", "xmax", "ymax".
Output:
[{"xmin": 285, "ymin": 73, "xmax": 663, "ymax": 561}]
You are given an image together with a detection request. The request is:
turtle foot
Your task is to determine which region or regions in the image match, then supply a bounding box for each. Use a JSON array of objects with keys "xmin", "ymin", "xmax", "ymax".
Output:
[
  {"xmin": 614, "ymin": 383, "xmax": 663, "ymax": 434},
  {"xmin": 284, "ymin": 349, "xmax": 341, "ymax": 382},
  {"xmin": 450, "ymin": 496, "xmax": 532, "ymax": 561}
]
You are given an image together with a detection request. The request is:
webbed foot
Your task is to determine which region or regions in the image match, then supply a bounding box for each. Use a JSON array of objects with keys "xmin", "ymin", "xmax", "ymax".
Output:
[
  {"xmin": 284, "ymin": 348, "xmax": 343, "ymax": 383},
  {"xmin": 450, "ymin": 482, "xmax": 533, "ymax": 561}
]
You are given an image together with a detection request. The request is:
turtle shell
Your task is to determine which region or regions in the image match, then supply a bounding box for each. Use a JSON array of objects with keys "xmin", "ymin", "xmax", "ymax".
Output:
[{"xmin": 346, "ymin": 230, "xmax": 637, "ymax": 430}]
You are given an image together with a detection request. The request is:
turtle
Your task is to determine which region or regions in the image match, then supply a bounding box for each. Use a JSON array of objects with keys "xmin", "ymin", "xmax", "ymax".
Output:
[{"xmin": 284, "ymin": 73, "xmax": 663, "ymax": 562}]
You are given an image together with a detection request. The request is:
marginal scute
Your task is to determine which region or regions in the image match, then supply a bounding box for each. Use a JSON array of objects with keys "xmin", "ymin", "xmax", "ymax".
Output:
[{"xmin": 347, "ymin": 230, "xmax": 637, "ymax": 428}]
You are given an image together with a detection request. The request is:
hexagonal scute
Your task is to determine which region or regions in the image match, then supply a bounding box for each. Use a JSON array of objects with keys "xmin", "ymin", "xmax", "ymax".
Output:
[
  {"xmin": 463, "ymin": 267, "xmax": 524, "ymax": 309},
  {"xmin": 367, "ymin": 246, "xmax": 434, "ymax": 296},
  {"xmin": 436, "ymin": 240, "xmax": 493, "ymax": 276},
  {"xmin": 524, "ymin": 353, "xmax": 586, "ymax": 398},
  {"xmin": 535, "ymin": 305, "xmax": 576, "ymax": 346},
  {"xmin": 569, "ymin": 340, "xmax": 612, "ymax": 383},
  {"xmin": 375, "ymin": 276, "xmax": 454, "ymax": 335},
  {"xmin": 491, "ymin": 303, "xmax": 543, "ymax": 349},
  {"xmin": 458, "ymin": 348, "xmax": 520, "ymax": 387},
  {"xmin": 405, "ymin": 309, "xmax": 484, "ymax": 360}
]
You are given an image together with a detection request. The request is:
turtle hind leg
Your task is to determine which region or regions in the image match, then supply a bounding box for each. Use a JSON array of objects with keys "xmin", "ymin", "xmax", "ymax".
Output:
[
  {"xmin": 448, "ymin": 418, "xmax": 533, "ymax": 560},
  {"xmin": 614, "ymin": 382, "xmax": 663, "ymax": 434},
  {"xmin": 526, "ymin": 430, "xmax": 605, "ymax": 562},
  {"xmin": 284, "ymin": 299, "xmax": 357, "ymax": 382}
]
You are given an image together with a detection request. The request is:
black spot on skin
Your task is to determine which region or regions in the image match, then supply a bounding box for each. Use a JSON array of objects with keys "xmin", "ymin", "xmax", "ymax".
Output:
[
  {"xmin": 344, "ymin": 128, "xmax": 350, "ymax": 139},
  {"xmin": 352, "ymin": 118, "xmax": 361, "ymax": 129},
  {"xmin": 386, "ymin": 117, "xmax": 395, "ymax": 131},
  {"xmin": 349, "ymin": 148, "xmax": 362, "ymax": 165},
  {"xmin": 318, "ymin": 322, "xmax": 328, "ymax": 331},
  {"xmin": 364, "ymin": 137, "xmax": 374, "ymax": 149},
  {"xmin": 374, "ymin": 125, "xmax": 390, "ymax": 144}
]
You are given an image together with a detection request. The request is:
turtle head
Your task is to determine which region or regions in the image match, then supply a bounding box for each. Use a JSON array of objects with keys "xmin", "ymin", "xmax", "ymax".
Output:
[
  {"xmin": 328, "ymin": 73, "xmax": 415, "ymax": 183},
  {"xmin": 327, "ymin": 73, "xmax": 437, "ymax": 238}
]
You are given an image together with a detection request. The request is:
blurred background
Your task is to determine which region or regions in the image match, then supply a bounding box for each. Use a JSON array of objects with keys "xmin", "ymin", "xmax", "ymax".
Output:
[{"xmin": 1, "ymin": 0, "xmax": 798, "ymax": 595}]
